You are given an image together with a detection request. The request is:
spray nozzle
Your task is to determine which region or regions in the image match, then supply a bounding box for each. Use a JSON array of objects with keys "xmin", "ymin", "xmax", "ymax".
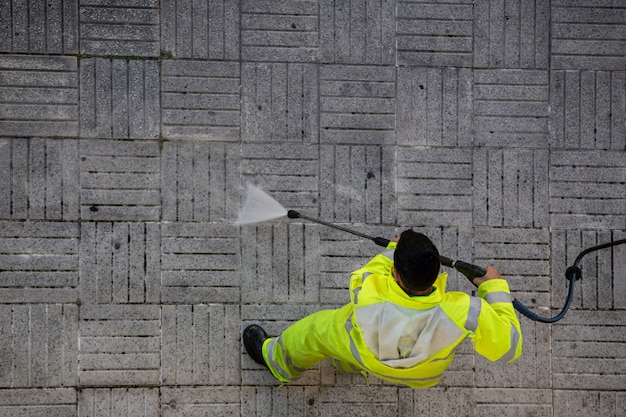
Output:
[{"xmin": 287, "ymin": 210, "xmax": 301, "ymax": 219}]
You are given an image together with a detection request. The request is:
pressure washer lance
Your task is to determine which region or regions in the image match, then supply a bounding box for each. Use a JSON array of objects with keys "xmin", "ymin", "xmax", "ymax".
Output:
[
  {"xmin": 286, "ymin": 209, "xmax": 626, "ymax": 323},
  {"xmin": 286, "ymin": 210, "xmax": 485, "ymax": 285}
]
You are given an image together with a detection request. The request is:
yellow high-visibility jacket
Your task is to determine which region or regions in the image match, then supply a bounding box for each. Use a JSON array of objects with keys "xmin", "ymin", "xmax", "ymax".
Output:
[
  {"xmin": 262, "ymin": 243, "xmax": 522, "ymax": 389},
  {"xmin": 347, "ymin": 244, "xmax": 523, "ymax": 387}
]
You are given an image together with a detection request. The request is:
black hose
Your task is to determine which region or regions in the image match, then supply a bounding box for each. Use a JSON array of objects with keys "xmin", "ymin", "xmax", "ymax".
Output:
[
  {"xmin": 512, "ymin": 238, "xmax": 626, "ymax": 323},
  {"xmin": 512, "ymin": 276, "xmax": 577, "ymax": 323}
]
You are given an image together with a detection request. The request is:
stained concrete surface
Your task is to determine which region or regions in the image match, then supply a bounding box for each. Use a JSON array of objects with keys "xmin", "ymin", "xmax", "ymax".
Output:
[{"xmin": 0, "ymin": 0, "xmax": 625, "ymax": 416}]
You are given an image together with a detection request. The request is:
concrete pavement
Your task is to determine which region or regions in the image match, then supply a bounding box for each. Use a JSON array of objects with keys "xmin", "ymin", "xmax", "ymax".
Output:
[{"xmin": 0, "ymin": 0, "xmax": 625, "ymax": 416}]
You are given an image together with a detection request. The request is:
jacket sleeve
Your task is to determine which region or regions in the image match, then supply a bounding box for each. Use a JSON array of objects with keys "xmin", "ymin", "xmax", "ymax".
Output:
[
  {"xmin": 349, "ymin": 242, "xmax": 396, "ymax": 297},
  {"xmin": 469, "ymin": 279, "xmax": 523, "ymax": 363}
]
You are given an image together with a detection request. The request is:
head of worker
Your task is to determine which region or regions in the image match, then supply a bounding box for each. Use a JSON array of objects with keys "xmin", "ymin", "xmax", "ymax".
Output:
[{"xmin": 392, "ymin": 229, "xmax": 440, "ymax": 295}]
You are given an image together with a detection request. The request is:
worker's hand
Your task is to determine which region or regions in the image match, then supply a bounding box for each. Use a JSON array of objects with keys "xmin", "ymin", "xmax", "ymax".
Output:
[
  {"xmin": 473, "ymin": 265, "xmax": 501, "ymax": 286},
  {"xmin": 390, "ymin": 237, "xmax": 399, "ymax": 243}
]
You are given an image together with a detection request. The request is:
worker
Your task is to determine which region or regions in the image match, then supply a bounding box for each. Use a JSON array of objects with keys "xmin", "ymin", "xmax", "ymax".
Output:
[{"xmin": 243, "ymin": 229, "xmax": 522, "ymax": 388}]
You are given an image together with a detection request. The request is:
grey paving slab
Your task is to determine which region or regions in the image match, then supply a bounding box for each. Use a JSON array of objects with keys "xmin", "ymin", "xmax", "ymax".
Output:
[
  {"xmin": 241, "ymin": 62, "xmax": 319, "ymax": 142},
  {"xmin": 320, "ymin": 65, "xmax": 396, "ymax": 144},
  {"xmin": 241, "ymin": 143, "xmax": 320, "ymax": 211},
  {"xmin": 161, "ymin": 387, "xmax": 241, "ymax": 417},
  {"xmin": 396, "ymin": 146, "xmax": 474, "ymax": 226},
  {"xmin": 320, "ymin": 144, "xmax": 396, "ymax": 225},
  {"xmin": 396, "ymin": 0, "xmax": 474, "ymax": 68},
  {"xmin": 161, "ymin": 141, "xmax": 241, "ymax": 222},
  {"xmin": 241, "ymin": 0, "xmax": 319, "ymax": 63},
  {"xmin": 79, "ymin": 222, "xmax": 160, "ymax": 304},
  {"xmin": 0, "ymin": 388, "xmax": 76, "ymax": 417},
  {"xmin": 0, "ymin": 304, "xmax": 77, "ymax": 387},
  {"xmin": 241, "ymin": 223, "xmax": 321, "ymax": 304},
  {"xmin": 549, "ymin": 150, "xmax": 626, "ymax": 230},
  {"xmin": 79, "ymin": 58, "xmax": 160, "ymax": 139},
  {"xmin": 473, "ymin": 69, "xmax": 550, "ymax": 147},
  {"xmin": 399, "ymin": 387, "xmax": 475, "ymax": 416},
  {"xmin": 0, "ymin": 0, "xmax": 78, "ymax": 54},
  {"xmin": 0, "ymin": 138, "xmax": 78, "ymax": 220},
  {"xmin": 553, "ymin": 310, "xmax": 626, "ymax": 391},
  {"xmin": 0, "ymin": 55, "xmax": 78, "ymax": 137},
  {"xmin": 162, "ymin": 304, "xmax": 240, "ymax": 385},
  {"xmin": 79, "ymin": 139, "xmax": 161, "ymax": 221},
  {"xmin": 550, "ymin": 70, "xmax": 626, "ymax": 150},
  {"xmin": 551, "ymin": 0, "xmax": 626, "ymax": 70},
  {"xmin": 319, "ymin": 0, "xmax": 395, "ymax": 65},
  {"xmin": 0, "ymin": 138, "xmax": 79, "ymax": 220},
  {"xmin": 315, "ymin": 386, "xmax": 399, "ymax": 417},
  {"xmin": 78, "ymin": 305, "xmax": 161, "ymax": 387},
  {"xmin": 161, "ymin": 60, "xmax": 240, "ymax": 140},
  {"xmin": 474, "ymin": 227, "xmax": 551, "ymax": 307},
  {"xmin": 474, "ymin": 0, "xmax": 550, "ymax": 69},
  {"xmin": 397, "ymin": 67, "xmax": 473, "ymax": 147},
  {"xmin": 241, "ymin": 386, "xmax": 319, "ymax": 417},
  {"xmin": 0, "ymin": 221, "xmax": 79, "ymax": 303},
  {"xmin": 161, "ymin": 0, "xmax": 240, "ymax": 60},
  {"xmin": 553, "ymin": 390, "xmax": 626, "ymax": 417},
  {"xmin": 79, "ymin": 0, "xmax": 160, "ymax": 57},
  {"xmin": 161, "ymin": 223, "xmax": 240, "ymax": 303},
  {"xmin": 473, "ymin": 148, "xmax": 549, "ymax": 228},
  {"xmin": 474, "ymin": 388, "xmax": 552, "ymax": 417},
  {"xmin": 78, "ymin": 388, "xmax": 159, "ymax": 417}
]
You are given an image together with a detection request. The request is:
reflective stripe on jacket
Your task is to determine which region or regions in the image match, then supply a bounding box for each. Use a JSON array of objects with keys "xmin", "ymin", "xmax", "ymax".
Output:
[{"xmin": 347, "ymin": 244, "xmax": 523, "ymax": 388}]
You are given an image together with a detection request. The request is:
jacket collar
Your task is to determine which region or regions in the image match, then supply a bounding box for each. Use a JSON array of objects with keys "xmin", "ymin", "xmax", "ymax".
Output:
[{"xmin": 388, "ymin": 272, "xmax": 448, "ymax": 307}]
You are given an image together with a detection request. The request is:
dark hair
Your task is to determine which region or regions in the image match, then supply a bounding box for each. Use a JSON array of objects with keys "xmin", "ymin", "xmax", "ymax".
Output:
[{"xmin": 394, "ymin": 229, "xmax": 440, "ymax": 291}]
